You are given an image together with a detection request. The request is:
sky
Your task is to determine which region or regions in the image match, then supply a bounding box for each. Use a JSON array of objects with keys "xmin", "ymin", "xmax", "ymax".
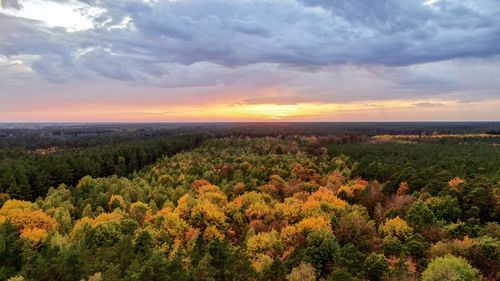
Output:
[{"xmin": 1, "ymin": 0, "xmax": 500, "ymax": 122}]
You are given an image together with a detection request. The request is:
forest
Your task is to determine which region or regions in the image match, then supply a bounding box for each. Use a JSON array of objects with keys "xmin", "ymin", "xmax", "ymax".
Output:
[{"xmin": 0, "ymin": 123, "xmax": 499, "ymax": 281}]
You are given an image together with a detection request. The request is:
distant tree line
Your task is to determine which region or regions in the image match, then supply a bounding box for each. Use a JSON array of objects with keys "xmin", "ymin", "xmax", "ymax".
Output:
[{"xmin": 0, "ymin": 135, "xmax": 205, "ymax": 200}]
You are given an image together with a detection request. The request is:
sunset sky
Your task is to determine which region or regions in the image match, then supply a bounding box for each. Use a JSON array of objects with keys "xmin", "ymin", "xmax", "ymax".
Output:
[{"xmin": 1, "ymin": 0, "xmax": 500, "ymax": 122}]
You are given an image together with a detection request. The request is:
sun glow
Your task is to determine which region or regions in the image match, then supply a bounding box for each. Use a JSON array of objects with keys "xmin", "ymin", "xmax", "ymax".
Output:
[{"xmin": 2, "ymin": 97, "xmax": 499, "ymax": 122}]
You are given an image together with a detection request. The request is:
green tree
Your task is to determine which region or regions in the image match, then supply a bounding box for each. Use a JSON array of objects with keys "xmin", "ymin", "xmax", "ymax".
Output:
[
  {"xmin": 304, "ymin": 229, "xmax": 340, "ymax": 276},
  {"xmin": 421, "ymin": 255, "xmax": 480, "ymax": 281},
  {"xmin": 364, "ymin": 253, "xmax": 388, "ymax": 281},
  {"xmin": 406, "ymin": 201, "xmax": 436, "ymax": 232}
]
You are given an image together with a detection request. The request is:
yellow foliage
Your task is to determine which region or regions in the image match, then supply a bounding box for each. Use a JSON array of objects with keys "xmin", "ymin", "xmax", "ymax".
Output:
[
  {"xmin": 229, "ymin": 191, "xmax": 272, "ymax": 211},
  {"xmin": 280, "ymin": 225, "xmax": 299, "ymax": 246},
  {"xmin": 163, "ymin": 212, "xmax": 189, "ymax": 239},
  {"xmin": 20, "ymin": 227, "xmax": 47, "ymax": 246},
  {"xmin": 203, "ymin": 225, "xmax": 225, "ymax": 241},
  {"xmin": 380, "ymin": 216, "xmax": 413, "ymax": 238},
  {"xmin": 70, "ymin": 211, "xmax": 123, "ymax": 242},
  {"xmin": 244, "ymin": 201, "xmax": 273, "ymax": 221},
  {"xmin": 0, "ymin": 215, "xmax": 5, "ymax": 224},
  {"xmin": 91, "ymin": 212, "xmax": 122, "ymax": 227},
  {"xmin": 296, "ymin": 216, "xmax": 331, "ymax": 234},
  {"xmin": 246, "ymin": 230, "xmax": 282, "ymax": 258},
  {"xmin": 251, "ymin": 254, "xmax": 273, "ymax": 273},
  {"xmin": 337, "ymin": 185, "xmax": 354, "ymax": 197},
  {"xmin": 197, "ymin": 184, "xmax": 227, "ymax": 206},
  {"xmin": 275, "ymin": 198, "xmax": 303, "ymax": 223},
  {"xmin": 191, "ymin": 200, "xmax": 226, "ymax": 227},
  {"xmin": 7, "ymin": 209, "xmax": 57, "ymax": 232},
  {"xmin": 337, "ymin": 179, "xmax": 369, "ymax": 198},
  {"xmin": 175, "ymin": 194, "xmax": 195, "ymax": 219},
  {"xmin": 302, "ymin": 199, "xmax": 322, "ymax": 216},
  {"xmin": 0, "ymin": 200, "xmax": 34, "ymax": 214}
]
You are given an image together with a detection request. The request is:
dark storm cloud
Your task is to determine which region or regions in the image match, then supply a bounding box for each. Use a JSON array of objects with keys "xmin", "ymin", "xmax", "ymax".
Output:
[{"xmin": 1, "ymin": 0, "xmax": 500, "ymax": 84}]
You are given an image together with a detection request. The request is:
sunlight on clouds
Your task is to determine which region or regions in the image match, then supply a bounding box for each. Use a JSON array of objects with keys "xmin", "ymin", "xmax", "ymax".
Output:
[
  {"xmin": 0, "ymin": 55, "xmax": 33, "ymax": 72},
  {"xmin": 0, "ymin": 0, "xmax": 95, "ymax": 31},
  {"xmin": 3, "ymin": 98, "xmax": 500, "ymax": 122}
]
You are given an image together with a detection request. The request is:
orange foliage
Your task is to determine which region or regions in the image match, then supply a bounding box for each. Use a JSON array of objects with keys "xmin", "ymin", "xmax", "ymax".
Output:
[
  {"xmin": 185, "ymin": 227, "xmax": 199, "ymax": 243},
  {"xmin": 308, "ymin": 187, "xmax": 347, "ymax": 207},
  {"xmin": 326, "ymin": 172, "xmax": 345, "ymax": 188},
  {"xmin": 20, "ymin": 227, "xmax": 48, "ymax": 246},
  {"xmin": 448, "ymin": 177, "xmax": 465, "ymax": 189},
  {"xmin": 0, "ymin": 200, "xmax": 57, "ymax": 247},
  {"xmin": 397, "ymin": 182, "xmax": 409, "ymax": 196},
  {"xmin": 191, "ymin": 179, "xmax": 211, "ymax": 190},
  {"xmin": 8, "ymin": 209, "xmax": 57, "ymax": 232}
]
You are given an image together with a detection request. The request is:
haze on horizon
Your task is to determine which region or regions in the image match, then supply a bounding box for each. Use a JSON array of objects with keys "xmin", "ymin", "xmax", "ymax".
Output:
[{"xmin": 1, "ymin": 0, "xmax": 500, "ymax": 122}]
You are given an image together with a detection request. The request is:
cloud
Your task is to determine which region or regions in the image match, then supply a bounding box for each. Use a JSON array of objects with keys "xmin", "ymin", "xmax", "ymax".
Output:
[
  {"xmin": 412, "ymin": 102, "xmax": 445, "ymax": 107},
  {"xmin": 1, "ymin": 0, "xmax": 22, "ymax": 10},
  {"xmin": 1, "ymin": 0, "xmax": 500, "ymax": 84},
  {"xmin": 0, "ymin": 0, "xmax": 499, "ymax": 122}
]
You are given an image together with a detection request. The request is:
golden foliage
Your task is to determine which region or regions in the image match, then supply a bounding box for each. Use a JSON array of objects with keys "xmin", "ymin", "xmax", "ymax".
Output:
[
  {"xmin": 7, "ymin": 209, "xmax": 57, "ymax": 232},
  {"xmin": 379, "ymin": 216, "xmax": 413, "ymax": 238},
  {"xmin": 197, "ymin": 184, "xmax": 227, "ymax": 206},
  {"xmin": 0, "ymin": 200, "xmax": 57, "ymax": 247},
  {"xmin": 20, "ymin": 227, "xmax": 48, "ymax": 246},
  {"xmin": 0, "ymin": 200, "xmax": 35, "ymax": 213},
  {"xmin": 91, "ymin": 212, "xmax": 122, "ymax": 227},
  {"xmin": 275, "ymin": 198, "xmax": 303, "ymax": 223},
  {"xmin": 245, "ymin": 201, "xmax": 273, "ymax": 221},
  {"xmin": 191, "ymin": 200, "xmax": 226, "ymax": 227},
  {"xmin": 280, "ymin": 225, "xmax": 299, "ymax": 246},
  {"xmin": 296, "ymin": 216, "xmax": 331, "ymax": 234},
  {"xmin": 203, "ymin": 225, "xmax": 225, "ymax": 241},
  {"xmin": 246, "ymin": 230, "xmax": 282, "ymax": 258},
  {"xmin": 308, "ymin": 187, "xmax": 347, "ymax": 207},
  {"xmin": 163, "ymin": 212, "xmax": 190, "ymax": 239}
]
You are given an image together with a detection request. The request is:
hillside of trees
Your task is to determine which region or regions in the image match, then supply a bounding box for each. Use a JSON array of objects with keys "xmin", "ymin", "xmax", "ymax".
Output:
[{"xmin": 0, "ymin": 135, "xmax": 498, "ymax": 281}]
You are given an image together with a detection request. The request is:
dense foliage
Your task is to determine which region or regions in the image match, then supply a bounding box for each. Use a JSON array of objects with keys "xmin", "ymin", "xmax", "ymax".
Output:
[
  {"xmin": 0, "ymin": 135, "xmax": 205, "ymax": 201},
  {"xmin": 0, "ymin": 137, "xmax": 498, "ymax": 281}
]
